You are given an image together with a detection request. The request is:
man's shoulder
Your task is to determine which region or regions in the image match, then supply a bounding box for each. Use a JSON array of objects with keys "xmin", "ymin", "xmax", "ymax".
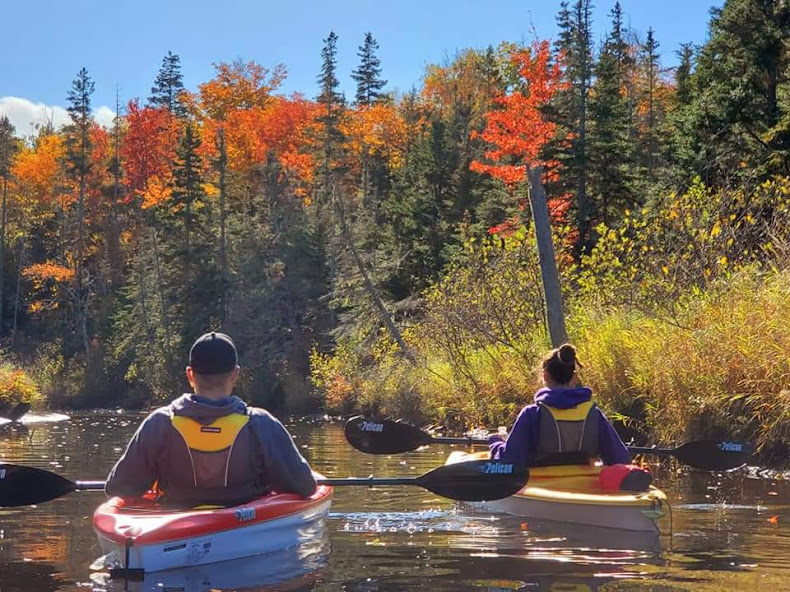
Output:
[
  {"xmin": 139, "ymin": 405, "xmax": 175, "ymax": 428},
  {"xmin": 245, "ymin": 406, "xmax": 281, "ymax": 424}
]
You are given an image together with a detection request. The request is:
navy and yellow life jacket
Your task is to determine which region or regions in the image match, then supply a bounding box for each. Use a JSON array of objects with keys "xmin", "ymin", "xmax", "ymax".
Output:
[
  {"xmin": 171, "ymin": 413, "xmax": 250, "ymax": 489},
  {"xmin": 533, "ymin": 400, "xmax": 600, "ymax": 466},
  {"xmin": 156, "ymin": 411, "xmax": 266, "ymax": 507}
]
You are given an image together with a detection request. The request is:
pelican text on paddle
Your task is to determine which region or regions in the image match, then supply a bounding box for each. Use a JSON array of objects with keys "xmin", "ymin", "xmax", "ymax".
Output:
[
  {"xmin": 480, "ymin": 463, "xmax": 514, "ymax": 474},
  {"xmin": 359, "ymin": 421, "xmax": 384, "ymax": 433}
]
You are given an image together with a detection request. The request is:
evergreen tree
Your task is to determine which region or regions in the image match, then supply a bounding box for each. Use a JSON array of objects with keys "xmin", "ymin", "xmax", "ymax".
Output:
[
  {"xmin": 549, "ymin": 0, "xmax": 595, "ymax": 253},
  {"xmin": 641, "ymin": 28, "xmax": 661, "ymax": 178},
  {"xmin": 685, "ymin": 0, "xmax": 790, "ymax": 182},
  {"xmin": 149, "ymin": 51, "xmax": 187, "ymax": 117},
  {"xmin": 351, "ymin": 32, "xmax": 389, "ymax": 213},
  {"xmin": 65, "ymin": 67, "xmax": 95, "ymax": 360},
  {"xmin": 169, "ymin": 123, "xmax": 219, "ymax": 341},
  {"xmin": 675, "ymin": 43, "xmax": 695, "ymax": 106},
  {"xmin": 352, "ymin": 32, "xmax": 387, "ymax": 106},
  {"xmin": 588, "ymin": 7, "xmax": 636, "ymax": 226},
  {"xmin": 609, "ymin": 2, "xmax": 632, "ymax": 79},
  {"xmin": 0, "ymin": 116, "xmax": 17, "ymax": 334},
  {"xmin": 317, "ymin": 31, "xmax": 345, "ymax": 194}
]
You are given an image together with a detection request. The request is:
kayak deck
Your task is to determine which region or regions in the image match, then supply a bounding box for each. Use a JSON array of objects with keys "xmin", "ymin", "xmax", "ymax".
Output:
[
  {"xmin": 447, "ymin": 451, "xmax": 666, "ymax": 533},
  {"xmin": 94, "ymin": 481, "xmax": 332, "ymax": 572}
]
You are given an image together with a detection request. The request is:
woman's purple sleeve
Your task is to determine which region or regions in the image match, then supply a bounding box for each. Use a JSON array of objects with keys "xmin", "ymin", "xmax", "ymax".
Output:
[
  {"xmin": 597, "ymin": 410, "xmax": 632, "ymax": 465},
  {"xmin": 489, "ymin": 406, "xmax": 540, "ymax": 467}
]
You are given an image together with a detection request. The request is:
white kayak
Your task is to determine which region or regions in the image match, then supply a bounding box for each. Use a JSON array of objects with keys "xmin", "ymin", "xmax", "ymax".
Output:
[
  {"xmin": 94, "ymin": 480, "xmax": 333, "ymax": 573},
  {"xmin": 447, "ymin": 451, "xmax": 666, "ymax": 533}
]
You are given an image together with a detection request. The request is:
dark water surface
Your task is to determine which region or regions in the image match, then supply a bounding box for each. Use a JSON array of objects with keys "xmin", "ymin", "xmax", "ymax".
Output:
[{"xmin": 0, "ymin": 413, "xmax": 788, "ymax": 591}]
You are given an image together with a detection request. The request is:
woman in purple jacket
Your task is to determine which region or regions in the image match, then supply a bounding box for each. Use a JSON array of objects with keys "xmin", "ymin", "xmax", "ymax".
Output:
[{"xmin": 489, "ymin": 343, "xmax": 631, "ymax": 468}]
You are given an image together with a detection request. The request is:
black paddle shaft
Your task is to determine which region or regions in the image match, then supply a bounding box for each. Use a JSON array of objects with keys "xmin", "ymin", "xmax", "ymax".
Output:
[{"xmin": 0, "ymin": 459, "xmax": 529, "ymax": 507}]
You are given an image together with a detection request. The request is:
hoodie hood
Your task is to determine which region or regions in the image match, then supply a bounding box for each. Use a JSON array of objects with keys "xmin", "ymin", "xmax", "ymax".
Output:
[
  {"xmin": 169, "ymin": 393, "xmax": 248, "ymax": 420},
  {"xmin": 533, "ymin": 387, "xmax": 593, "ymax": 409}
]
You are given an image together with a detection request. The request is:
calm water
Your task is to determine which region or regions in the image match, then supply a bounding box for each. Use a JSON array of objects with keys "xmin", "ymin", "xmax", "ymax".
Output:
[{"xmin": 0, "ymin": 412, "xmax": 788, "ymax": 591}]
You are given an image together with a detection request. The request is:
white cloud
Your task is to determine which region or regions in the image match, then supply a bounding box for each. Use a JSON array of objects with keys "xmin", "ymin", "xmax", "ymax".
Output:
[
  {"xmin": 0, "ymin": 97, "xmax": 116, "ymax": 136},
  {"xmin": 93, "ymin": 105, "xmax": 117, "ymax": 129}
]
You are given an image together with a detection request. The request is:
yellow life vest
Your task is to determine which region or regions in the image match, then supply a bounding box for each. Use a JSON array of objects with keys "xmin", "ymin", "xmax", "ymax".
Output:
[
  {"xmin": 171, "ymin": 413, "xmax": 250, "ymax": 489},
  {"xmin": 534, "ymin": 400, "xmax": 600, "ymax": 465}
]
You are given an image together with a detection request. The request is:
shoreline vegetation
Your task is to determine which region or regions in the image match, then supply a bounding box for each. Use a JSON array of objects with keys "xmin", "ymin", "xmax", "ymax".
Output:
[{"xmin": 0, "ymin": 0, "xmax": 789, "ymax": 467}]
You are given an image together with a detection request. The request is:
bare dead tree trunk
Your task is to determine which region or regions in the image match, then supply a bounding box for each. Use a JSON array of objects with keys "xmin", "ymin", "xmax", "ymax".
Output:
[
  {"xmin": 333, "ymin": 186, "xmax": 414, "ymax": 362},
  {"xmin": 528, "ymin": 166, "xmax": 568, "ymax": 347}
]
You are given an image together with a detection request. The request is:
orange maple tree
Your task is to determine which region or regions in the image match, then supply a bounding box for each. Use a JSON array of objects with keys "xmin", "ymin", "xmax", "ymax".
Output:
[
  {"xmin": 200, "ymin": 94, "xmax": 318, "ymax": 197},
  {"xmin": 12, "ymin": 134, "xmax": 67, "ymax": 211},
  {"xmin": 198, "ymin": 60, "xmax": 287, "ymax": 120},
  {"xmin": 121, "ymin": 100, "xmax": 180, "ymax": 209},
  {"xmin": 341, "ymin": 103, "xmax": 408, "ymax": 171},
  {"xmin": 470, "ymin": 41, "xmax": 566, "ymax": 186}
]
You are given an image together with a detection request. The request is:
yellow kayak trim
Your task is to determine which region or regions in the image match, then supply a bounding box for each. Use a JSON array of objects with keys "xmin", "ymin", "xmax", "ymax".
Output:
[{"xmin": 515, "ymin": 485, "xmax": 666, "ymax": 507}]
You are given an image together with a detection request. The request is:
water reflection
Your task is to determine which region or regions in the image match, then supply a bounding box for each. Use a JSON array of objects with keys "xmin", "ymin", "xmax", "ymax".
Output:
[
  {"xmin": 95, "ymin": 536, "xmax": 330, "ymax": 592},
  {"xmin": 0, "ymin": 414, "xmax": 788, "ymax": 591}
]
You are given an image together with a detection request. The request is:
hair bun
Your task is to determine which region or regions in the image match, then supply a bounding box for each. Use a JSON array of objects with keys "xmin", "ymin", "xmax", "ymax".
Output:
[{"xmin": 557, "ymin": 344, "xmax": 576, "ymax": 366}]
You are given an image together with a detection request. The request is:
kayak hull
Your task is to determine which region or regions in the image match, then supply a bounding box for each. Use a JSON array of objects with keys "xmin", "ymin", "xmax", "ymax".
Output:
[
  {"xmin": 93, "ymin": 482, "xmax": 332, "ymax": 573},
  {"xmin": 447, "ymin": 451, "xmax": 665, "ymax": 533}
]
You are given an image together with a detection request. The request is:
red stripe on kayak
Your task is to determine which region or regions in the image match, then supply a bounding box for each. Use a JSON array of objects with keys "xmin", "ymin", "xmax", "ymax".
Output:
[{"xmin": 93, "ymin": 481, "xmax": 332, "ymax": 545}]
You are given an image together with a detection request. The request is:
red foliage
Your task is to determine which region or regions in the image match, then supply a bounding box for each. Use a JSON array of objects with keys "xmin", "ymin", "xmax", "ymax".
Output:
[
  {"xmin": 470, "ymin": 41, "xmax": 566, "ymax": 186},
  {"xmin": 121, "ymin": 100, "xmax": 180, "ymax": 208}
]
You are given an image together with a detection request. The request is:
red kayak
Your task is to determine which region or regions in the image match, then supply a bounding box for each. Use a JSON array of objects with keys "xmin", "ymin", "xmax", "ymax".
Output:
[{"xmin": 94, "ymin": 481, "xmax": 332, "ymax": 573}]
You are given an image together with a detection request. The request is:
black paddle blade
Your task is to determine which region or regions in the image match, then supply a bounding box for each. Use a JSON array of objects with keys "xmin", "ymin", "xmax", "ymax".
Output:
[
  {"xmin": 345, "ymin": 416, "xmax": 432, "ymax": 454},
  {"xmin": 6, "ymin": 403, "xmax": 30, "ymax": 422},
  {"xmin": 0, "ymin": 463, "xmax": 77, "ymax": 507},
  {"xmin": 673, "ymin": 440, "xmax": 754, "ymax": 471},
  {"xmin": 417, "ymin": 460, "xmax": 528, "ymax": 501}
]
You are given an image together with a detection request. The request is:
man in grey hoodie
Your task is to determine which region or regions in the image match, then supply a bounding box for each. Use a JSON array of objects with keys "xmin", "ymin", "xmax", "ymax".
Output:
[{"xmin": 105, "ymin": 332, "xmax": 317, "ymax": 506}]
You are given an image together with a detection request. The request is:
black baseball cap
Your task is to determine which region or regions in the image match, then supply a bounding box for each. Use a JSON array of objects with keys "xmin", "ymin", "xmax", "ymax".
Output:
[{"xmin": 188, "ymin": 332, "xmax": 238, "ymax": 375}]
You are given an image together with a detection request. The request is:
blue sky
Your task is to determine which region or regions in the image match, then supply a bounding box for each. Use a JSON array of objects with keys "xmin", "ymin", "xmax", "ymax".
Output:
[{"xmin": 1, "ymin": 0, "xmax": 721, "ymax": 134}]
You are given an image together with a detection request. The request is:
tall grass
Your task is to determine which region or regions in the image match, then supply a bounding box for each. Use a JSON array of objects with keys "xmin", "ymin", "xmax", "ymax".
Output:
[
  {"xmin": 577, "ymin": 269, "xmax": 790, "ymax": 462},
  {"xmin": 313, "ymin": 268, "xmax": 790, "ymax": 464}
]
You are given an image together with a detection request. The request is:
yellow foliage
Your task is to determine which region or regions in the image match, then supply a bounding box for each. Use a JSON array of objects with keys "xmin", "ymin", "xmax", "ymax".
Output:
[{"xmin": 340, "ymin": 104, "xmax": 408, "ymax": 170}]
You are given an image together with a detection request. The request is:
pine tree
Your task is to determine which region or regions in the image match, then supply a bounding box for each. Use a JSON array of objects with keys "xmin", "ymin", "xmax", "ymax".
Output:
[
  {"xmin": 685, "ymin": 0, "xmax": 790, "ymax": 182},
  {"xmin": 169, "ymin": 123, "xmax": 219, "ymax": 341},
  {"xmin": 352, "ymin": 32, "xmax": 387, "ymax": 106},
  {"xmin": 588, "ymin": 7, "xmax": 636, "ymax": 226},
  {"xmin": 65, "ymin": 67, "xmax": 95, "ymax": 360},
  {"xmin": 317, "ymin": 31, "xmax": 345, "ymax": 195},
  {"xmin": 149, "ymin": 51, "xmax": 187, "ymax": 118},
  {"xmin": 641, "ymin": 28, "xmax": 661, "ymax": 178},
  {"xmin": 0, "ymin": 116, "xmax": 17, "ymax": 334},
  {"xmin": 170, "ymin": 123, "xmax": 202, "ymax": 286},
  {"xmin": 675, "ymin": 43, "xmax": 695, "ymax": 106},
  {"xmin": 549, "ymin": 0, "xmax": 595, "ymax": 254}
]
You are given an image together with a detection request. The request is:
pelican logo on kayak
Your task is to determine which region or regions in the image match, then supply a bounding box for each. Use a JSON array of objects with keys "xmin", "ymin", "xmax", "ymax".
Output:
[
  {"xmin": 235, "ymin": 507, "xmax": 256, "ymax": 522},
  {"xmin": 480, "ymin": 462, "xmax": 513, "ymax": 475},
  {"xmin": 0, "ymin": 468, "xmax": 5, "ymax": 479},
  {"xmin": 360, "ymin": 421, "xmax": 384, "ymax": 433},
  {"xmin": 201, "ymin": 426, "xmax": 221, "ymax": 433},
  {"xmin": 719, "ymin": 442, "xmax": 743, "ymax": 453}
]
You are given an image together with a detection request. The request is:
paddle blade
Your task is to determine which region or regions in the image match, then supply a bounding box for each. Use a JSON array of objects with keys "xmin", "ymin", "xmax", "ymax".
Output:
[
  {"xmin": 416, "ymin": 460, "xmax": 528, "ymax": 501},
  {"xmin": 345, "ymin": 416, "xmax": 432, "ymax": 454},
  {"xmin": 673, "ymin": 440, "xmax": 754, "ymax": 471},
  {"xmin": 6, "ymin": 403, "xmax": 30, "ymax": 423},
  {"xmin": 0, "ymin": 463, "xmax": 77, "ymax": 507}
]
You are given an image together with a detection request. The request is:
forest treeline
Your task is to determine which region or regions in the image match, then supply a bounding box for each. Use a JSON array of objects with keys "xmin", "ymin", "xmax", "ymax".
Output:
[{"xmin": 0, "ymin": 0, "xmax": 788, "ymax": 459}]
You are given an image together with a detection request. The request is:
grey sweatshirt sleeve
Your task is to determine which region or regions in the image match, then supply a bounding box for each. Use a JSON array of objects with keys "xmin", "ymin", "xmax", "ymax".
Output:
[
  {"xmin": 105, "ymin": 410, "xmax": 169, "ymax": 497},
  {"xmin": 251, "ymin": 413, "xmax": 317, "ymax": 498}
]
